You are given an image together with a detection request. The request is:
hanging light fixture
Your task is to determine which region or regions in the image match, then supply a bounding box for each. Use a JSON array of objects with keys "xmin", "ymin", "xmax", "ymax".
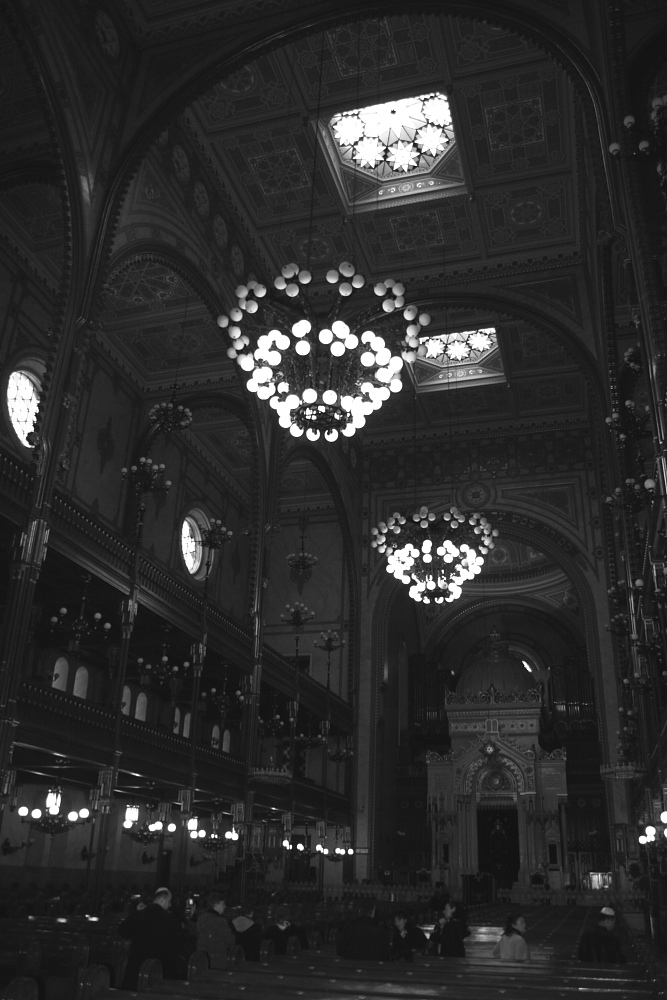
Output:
[
  {"xmin": 149, "ymin": 291, "xmax": 194, "ymax": 434},
  {"xmin": 216, "ymin": 263, "xmax": 431, "ymax": 441},
  {"xmin": 287, "ymin": 516, "xmax": 318, "ymax": 588},
  {"xmin": 371, "ymin": 504, "xmax": 499, "ymax": 604}
]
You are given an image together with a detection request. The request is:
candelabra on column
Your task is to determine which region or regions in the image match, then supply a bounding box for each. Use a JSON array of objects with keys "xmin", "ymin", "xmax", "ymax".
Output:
[
  {"xmin": 177, "ymin": 516, "xmax": 232, "ymax": 894},
  {"xmin": 92, "ymin": 460, "xmax": 172, "ymax": 911},
  {"xmin": 280, "ymin": 602, "xmax": 314, "ymax": 665}
]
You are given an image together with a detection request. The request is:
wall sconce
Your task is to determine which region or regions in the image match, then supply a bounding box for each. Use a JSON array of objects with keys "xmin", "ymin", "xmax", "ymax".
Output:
[
  {"xmin": 17, "ymin": 794, "xmax": 91, "ymax": 837},
  {"xmin": 2, "ymin": 837, "xmax": 29, "ymax": 855}
]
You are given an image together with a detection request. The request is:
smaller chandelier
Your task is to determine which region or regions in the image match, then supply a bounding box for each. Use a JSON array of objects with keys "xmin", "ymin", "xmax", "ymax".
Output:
[
  {"xmin": 287, "ymin": 521, "xmax": 318, "ymax": 586},
  {"xmin": 217, "ymin": 262, "xmax": 430, "ymax": 441},
  {"xmin": 149, "ymin": 393, "xmax": 193, "ymax": 434},
  {"xmin": 371, "ymin": 504, "xmax": 499, "ymax": 604}
]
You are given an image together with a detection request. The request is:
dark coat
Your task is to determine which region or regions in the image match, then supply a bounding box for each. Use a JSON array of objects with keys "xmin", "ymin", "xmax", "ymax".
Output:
[
  {"xmin": 390, "ymin": 924, "xmax": 428, "ymax": 961},
  {"xmin": 231, "ymin": 915, "xmax": 264, "ymax": 961},
  {"xmin": 578, "ymin": 925, "xmax": 626, "ymax": 964},
  {"xmin": 196, "ymin": 909, "xmax": 236, "ymax": 968},
  {"xmin": 336, "ymin": 914, "xmax": 390, "ymax": 961},
  {"xmin": 263, "ymin": 922, "xmax": 309, "ymax": 954},
  {"xmin": 428, "ymin": 917, "xmax": 466, "ymax": 957},
  {"xmin": 119, "ymin": 902, "xmax": 185, "ymax": 989}
]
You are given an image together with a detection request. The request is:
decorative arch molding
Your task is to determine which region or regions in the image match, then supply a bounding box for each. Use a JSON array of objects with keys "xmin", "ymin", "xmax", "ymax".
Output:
[
  {"xmin": 87, "ymin": 2, "xmax": 617, "ymax": 318},
  {"xmin": 424, "ymin": 596, "xmax": 586, "ymax": 663}
]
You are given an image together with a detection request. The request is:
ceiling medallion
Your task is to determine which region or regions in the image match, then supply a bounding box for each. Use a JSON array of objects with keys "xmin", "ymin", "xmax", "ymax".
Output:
[
  {"xmin": 216, "ymin": 262, "xmax": 430, "ymax": 441},
  {"xmin": 371, "ymin": 504, "xmax": 499, "ymax": 604}
]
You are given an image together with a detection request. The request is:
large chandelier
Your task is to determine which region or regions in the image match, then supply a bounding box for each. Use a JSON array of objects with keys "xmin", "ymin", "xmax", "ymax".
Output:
[
  {"xmin": 371, "ymin": 504, "xmax": 499, "ymax": 604},
  {"xmin": 216, "ymin": 262, "xmax": 431, "ymax": 441}
]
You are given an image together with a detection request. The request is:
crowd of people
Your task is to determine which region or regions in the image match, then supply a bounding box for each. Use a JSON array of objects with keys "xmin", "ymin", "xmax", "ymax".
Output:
[{"xmin": 112, "ymin": 886, "xmax": 626, "ymax": 987}]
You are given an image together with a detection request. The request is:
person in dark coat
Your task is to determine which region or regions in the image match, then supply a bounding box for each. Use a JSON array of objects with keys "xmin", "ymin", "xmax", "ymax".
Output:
[
  {"xmin": 578, "ymin": 907, "xmax": 626, "ymax": 964},
  {"xmin": 231, "ymin": 906, "xmax": 264, "ymax": 961},
  {"xmin": 336, "ymin": 904, "xmax": 390, "ymax": 961},
  {"xmin": 390, "ymin": 911, "xmax": 428, "ymax": 962},
  {"xmin": 428, "ymin": 902, "xmax": 467, "ymax": 957},
  {"xmin": 196, "ymin": 891, "xmax": 236, "ymax": 968},
  {"xmin": 119, "ymin": 886, "xmax": 186, "ymax": 989},
  {"xmin": 263, "ymin": 907, "xmax": 309, "ymax": 954}
]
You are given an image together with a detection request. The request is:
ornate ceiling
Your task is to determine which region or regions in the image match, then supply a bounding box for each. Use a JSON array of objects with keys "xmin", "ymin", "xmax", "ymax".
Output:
[{"xmin": 0, "ymin": 5, "xmax": 604, "ymax": 580}]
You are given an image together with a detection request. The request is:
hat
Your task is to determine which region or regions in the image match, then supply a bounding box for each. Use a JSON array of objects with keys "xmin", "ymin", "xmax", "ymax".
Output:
[{"xmin": 600, "ymin": 907, "xmax": 615, "ymax": 917}]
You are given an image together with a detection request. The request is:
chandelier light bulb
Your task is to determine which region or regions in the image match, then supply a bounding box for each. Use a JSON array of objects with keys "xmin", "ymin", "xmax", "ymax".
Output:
[{"xmin": 217, "ymin": 262, "xmax": 430, "ymax": 439}]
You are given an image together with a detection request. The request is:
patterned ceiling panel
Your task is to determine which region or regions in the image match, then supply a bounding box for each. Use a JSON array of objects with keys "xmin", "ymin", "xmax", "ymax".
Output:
[
  {"xmin": 290, "ymin": 17, "xmax": 444, "ymax": 106},
  {"xmin": 196, "ymin": 56, "xmax": 298, "ymax": 130},
  {"xmin": 456, "ymin": 65, "xmax": 569, "ymax": 183},
  {"xmin": 503, "ymin": 321, "xmax": 569, "ymax": 371},
  {"xmin": 209, "ymin": 125, "xmax": 336, "ymax": 221},
  {"xmin": 513, "ymin": 373, "xmax": 584, "ymax": 413},
  {"xmin": 445, "ymin": 18, "xmax": 534, "ymax": 72},
  {"xmin": 103, "ymin": 261, "xmax": 191, "ymax": 314},
  {"xmin": 358, "ymin": 197, "xmax": 478, "ymax": 267},
  {"xmin": 483, "ymin": 539, "xmax": 553, "ymax": 576},
  {"xmin": 100, "ymin": 263, "xmax": 231, "ymax": 386},
  {"xmin": 478, "ymin": 180, "xmax": 572, "ymax": 251}
]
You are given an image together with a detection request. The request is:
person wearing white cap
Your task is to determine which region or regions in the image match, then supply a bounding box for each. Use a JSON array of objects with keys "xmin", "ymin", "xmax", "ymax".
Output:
[{"xmin": 577, "ymin": 907, "xmax": 626, "ymax": 964}]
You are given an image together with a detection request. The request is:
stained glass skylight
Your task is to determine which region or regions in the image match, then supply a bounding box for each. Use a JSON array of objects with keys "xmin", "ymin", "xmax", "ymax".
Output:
[
  {"xmin": 420, "ymin": 328, "xmax": 497, "ymax": 366},
  {"xmin": 330, "ymin": 92, "xmax": 454, "ymax": 179}
]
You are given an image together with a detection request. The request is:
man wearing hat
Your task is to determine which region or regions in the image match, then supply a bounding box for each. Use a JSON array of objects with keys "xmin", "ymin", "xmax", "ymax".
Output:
[{"xmin": 577, "ymin": 907, "xmax": 626, "ymax": 964}]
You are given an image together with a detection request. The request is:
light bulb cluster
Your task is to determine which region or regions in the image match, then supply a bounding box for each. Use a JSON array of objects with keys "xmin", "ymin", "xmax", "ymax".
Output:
[
  {"xmin": 371, "ymin": 505, "xmax": 498, "ymax": 604},
  {"xmin": 216, "ymin": 262, "xmax": 430, "ymax": 441},
  {"xmin": 638, "ymin": 811, "xmax": 667, "ymax": 845}
]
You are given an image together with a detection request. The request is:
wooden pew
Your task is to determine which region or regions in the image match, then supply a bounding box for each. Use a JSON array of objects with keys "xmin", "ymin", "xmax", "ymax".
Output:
[
  {"xmin": 80, "ymin": 948, "xmax": 655, "ymax": 1000},
  {"xmin": 0, "ymin": 977, "xmax": 40, "ymax": 1000}
]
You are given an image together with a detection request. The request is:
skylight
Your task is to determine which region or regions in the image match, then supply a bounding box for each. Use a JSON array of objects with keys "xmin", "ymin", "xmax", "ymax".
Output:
[
  {"xmin": 413, "ymin": 326, "xmax": 506, "ymax": 392},
  {"xmin": 330, "ymin": 92, "xmax": 454, "ymax": 179},
  {"xmin": 420, "ymin": 328, "xmax": 497, "ymax": 366}
]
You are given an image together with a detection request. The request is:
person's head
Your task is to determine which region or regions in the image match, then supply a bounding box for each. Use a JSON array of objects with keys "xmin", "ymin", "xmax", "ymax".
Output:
[
  {"xmin": 394, "ymin": 911, "xmax": 408, "ymax": 931},
  {"xmin": 504, "ymin": 913, "xmax": 526, "ymax": 936},
  {"xmin": 207, "ymin": 890, "xmax": 226, "ymax": 915},
  {"xmin": 599, "ymin": 906, "xmax": 616, "ymax": 930},
  {"xmin": 443, "ymin": 902, "xmax": 457, "ymax": 920},
  {"xmin": 275, "ymin": 906, "xmax": 290, "ymax": 928},
  {"xmin": 154, "ymin": 887, "xmax": 172, "ymax": 910}
]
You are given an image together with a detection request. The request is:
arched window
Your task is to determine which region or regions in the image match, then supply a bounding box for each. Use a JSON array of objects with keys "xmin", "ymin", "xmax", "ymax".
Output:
[
  {"xmin": 135, "ymin": 691, "xmax": 147, "ymax": 722},
  {"xmin": 52, "ymin": 657, "xmax": 68, "ymax": 692},
  {"xmin": 222, "ymin": 729, "xmax": 231, "ymax": 753},
  {"xmin": 211, "ymin": 724, "xmax": 220, "ymax": 749},
  {"xmin": 183, "ymin": 712, "xmax": 191, "ymax": 738},
  {"xmin": 5, "ymin": 359, "xmax": 45, "ymax": 449},
  {"xmin": 121, "ymin": 685, "xmax": 131, "ymax": 715},
  {"xmin": 173, "ymin": 707, "xmax": 181, "ymax": 734},
  {"xmin": 73, "ymin": 666, "xmax": 88, "ymax": 700}
]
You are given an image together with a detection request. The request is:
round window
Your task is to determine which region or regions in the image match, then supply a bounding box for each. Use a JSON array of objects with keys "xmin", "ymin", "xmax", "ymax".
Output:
[
  {"xmin": 6, "ymin": 365, "xmax": 43, "ymax": 448},
  {"xmin": 181, "ymin": 516, "xmax": 203, "ymax": 574}
]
